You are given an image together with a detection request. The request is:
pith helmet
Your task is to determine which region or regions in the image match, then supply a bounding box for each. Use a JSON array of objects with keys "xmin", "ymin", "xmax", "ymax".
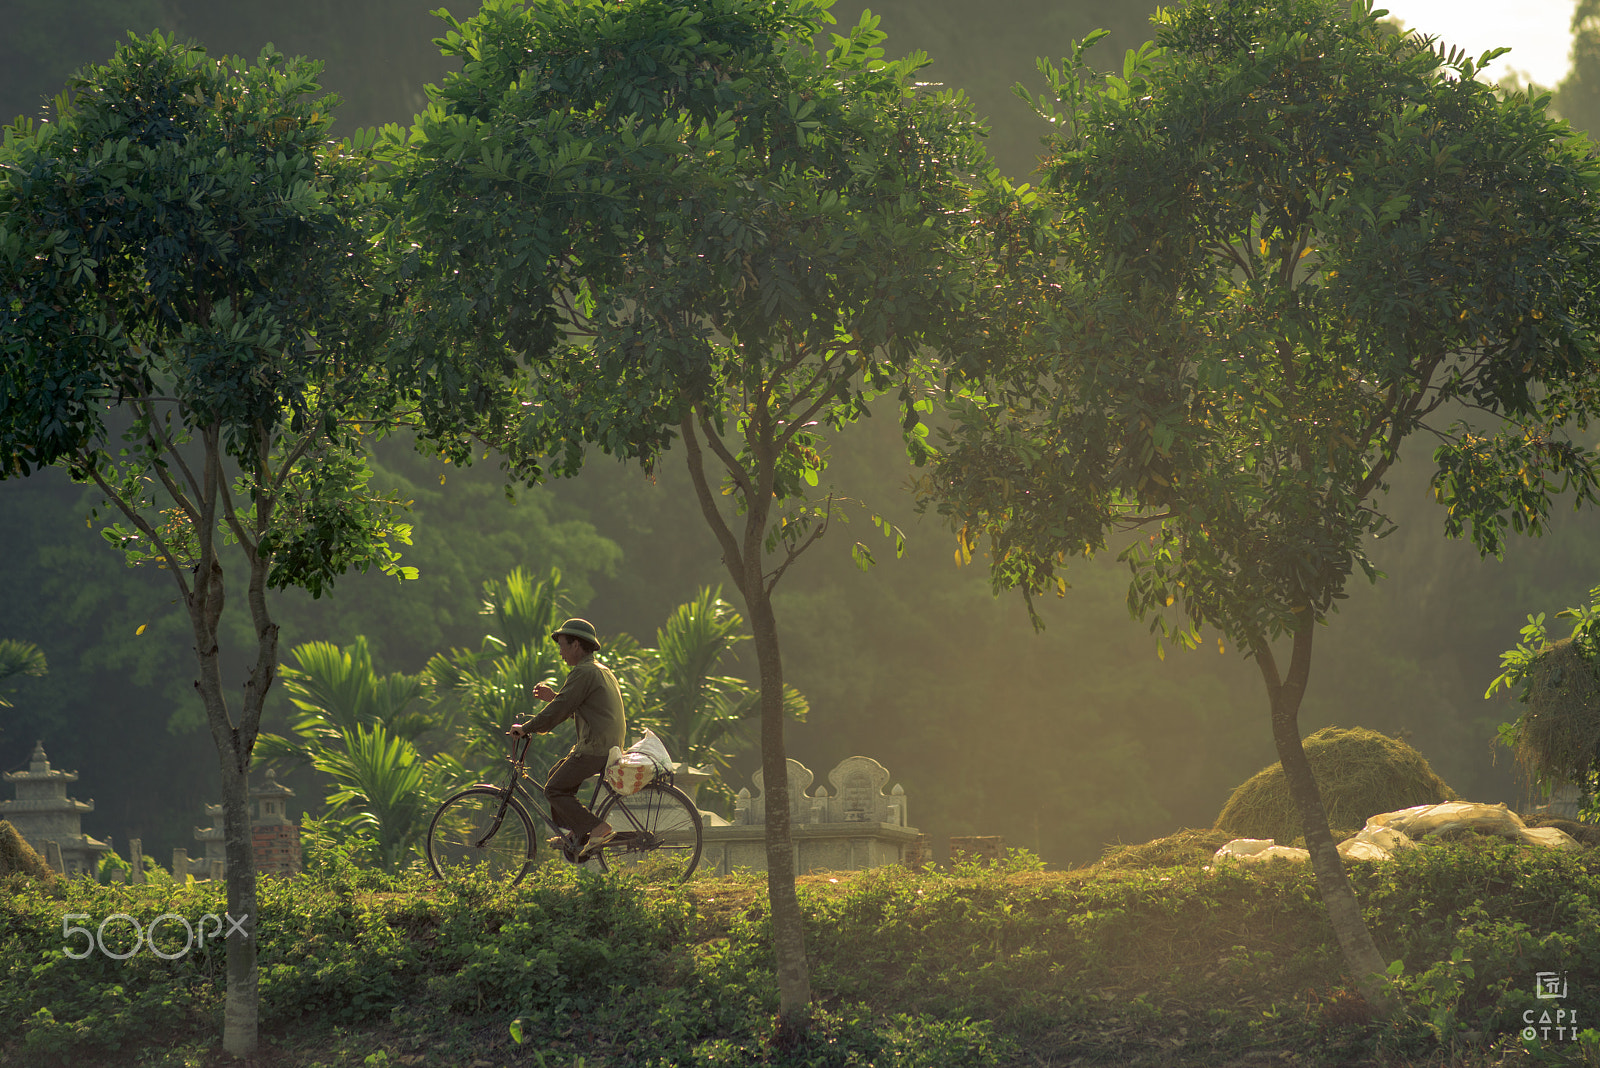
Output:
[{"xmin": 551, "ymin": 618, "xmax": 600, "ymax": 646}]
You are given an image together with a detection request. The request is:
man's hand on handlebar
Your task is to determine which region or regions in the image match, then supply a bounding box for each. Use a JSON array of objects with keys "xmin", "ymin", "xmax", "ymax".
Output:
[{"xmin": 508, "ymin": 722, "xmax": 532, "ymax": 739}]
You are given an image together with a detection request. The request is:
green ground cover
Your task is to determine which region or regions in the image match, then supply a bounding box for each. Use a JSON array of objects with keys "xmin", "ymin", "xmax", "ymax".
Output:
[{"xmin": 1, "ymin": 839, "xmax": 1596, "ymax": 1067}]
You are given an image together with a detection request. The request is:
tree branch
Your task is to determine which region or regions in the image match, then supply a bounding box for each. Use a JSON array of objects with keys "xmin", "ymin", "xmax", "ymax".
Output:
[
  {"xmin": 1112, "ymin": 509, "xmax": 1177, "ymax": 529},
  {"xmin": 775, "ymin": 352, "xmax": 853, "ymax": 453},
  {"xmin": 682, "ymin": 414, "xmax": 748, "ymax": 585},
  {"xmin": 553, "ymin": 286, "xmax": 599, "ymax": 337},
  {"xmin": 695, "ymin": 407, "xmax": 757, "ymax": 503},
  {"xmin": 764, "ymin": 496, "xmax": 832, "ymax": 596},
  {"xmin": 1212, "ymin": 239, "xmax": 1253, "ymax": 278},
  {"xmin": 84, "ymin": 457, "xmax": 194, "ymax": 604},
  {"xmin": 1249, "ymin": 631, "xmax": 1283, "ymax": 695},
  {"xmin": 134, "ymin": 396, "xmax": 204, "ymax": 526}
]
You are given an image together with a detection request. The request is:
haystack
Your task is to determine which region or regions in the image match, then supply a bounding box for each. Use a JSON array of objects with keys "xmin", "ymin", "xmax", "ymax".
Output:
[
  {"xmin": 1214, "ymin": 726, "xmax": 1456, "ymax": 844},
  {"xmin": 1097, "ymin": 828, "xmax": 1236, "ymax": 870},
  {"xmin": 0, "ymin": 819, "xmax": 56, "ymax": 882},
  {"xmin": 1515, "ymin": 636, "xmax": 1600, "ymax": 790}
]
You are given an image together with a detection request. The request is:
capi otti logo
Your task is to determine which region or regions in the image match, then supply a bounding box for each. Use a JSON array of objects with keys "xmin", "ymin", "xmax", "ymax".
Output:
[{"xmin": 1523, "ymin": 972, "xmax": 1579, "ymax": 1044}]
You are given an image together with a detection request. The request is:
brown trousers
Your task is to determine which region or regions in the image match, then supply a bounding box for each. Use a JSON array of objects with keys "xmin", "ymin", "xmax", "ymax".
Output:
[{"xmin": 545, "ymin": 751, "xmax": 609, "ymax": 839}]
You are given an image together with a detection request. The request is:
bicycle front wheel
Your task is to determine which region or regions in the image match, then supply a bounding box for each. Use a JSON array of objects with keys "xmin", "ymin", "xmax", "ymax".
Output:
[
  {"xmin": 427, "ymin": 786, "xmax": 537, "ymax": 887},
  {"xmin": 593, "ymin": 782, "xmax": 703, "ymax": 883}
]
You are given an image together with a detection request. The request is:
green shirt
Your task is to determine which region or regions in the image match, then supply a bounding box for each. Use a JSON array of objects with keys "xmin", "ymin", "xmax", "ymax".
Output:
[{"xmin": 528, "ymin": 654, "xmax": 626, "ymax": 757}]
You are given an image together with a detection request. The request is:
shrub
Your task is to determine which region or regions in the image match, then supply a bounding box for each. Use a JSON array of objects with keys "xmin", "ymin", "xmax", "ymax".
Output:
[{"xmin": 3, "ymin": 836, "xmax": 1598, "ymax": 1066}]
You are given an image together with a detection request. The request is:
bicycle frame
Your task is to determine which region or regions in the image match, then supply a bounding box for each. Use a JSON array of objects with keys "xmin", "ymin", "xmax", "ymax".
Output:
[
  {"xmin": 486, "ymin": 735, "xmax": 672, "ymax": 856},
  {"xmin": 483, "ymin": 735, "xmax": 605, "ymax": 847}
]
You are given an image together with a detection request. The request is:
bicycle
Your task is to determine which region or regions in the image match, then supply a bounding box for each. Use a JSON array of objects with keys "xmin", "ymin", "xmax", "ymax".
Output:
[{"xmin": 425, "ymin": 734, "xmax": 703, "ymax": 885}]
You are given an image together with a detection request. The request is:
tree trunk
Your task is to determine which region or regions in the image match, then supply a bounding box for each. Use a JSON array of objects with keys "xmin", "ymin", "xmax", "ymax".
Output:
[
  {"xmin": 745, "ymin": 589, "xmax": 812, "ymax": 1033},
  {"xmin": 189, "ymin": 541, "xmax": 272, "ymax": 1057},
  {"xmin": 678, "ymin": 414, "xmax": 812, "ymax": 1030},
  {"xmin": 1256, "ymin": 625, "xmax": 1396, "ymax": 1015},
  {"xmin": 218, "ymin": 753, "xmax": 259, "ymax": 1057},
  {"xmin": 93, "ymin": 439, "xmax": 272, "ymax": 1057}
]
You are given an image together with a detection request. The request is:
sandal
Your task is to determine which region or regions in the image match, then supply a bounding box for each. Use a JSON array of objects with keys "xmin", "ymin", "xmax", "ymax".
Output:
[{"xmin": 576, "ymin": 831, "xmax": 618, "ymax": 862}]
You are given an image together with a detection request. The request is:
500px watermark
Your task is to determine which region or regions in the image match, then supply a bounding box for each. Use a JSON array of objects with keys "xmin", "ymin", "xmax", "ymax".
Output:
[{"xmin": 59, "ymin": 913, "xmax": 250, "ymax": 961}]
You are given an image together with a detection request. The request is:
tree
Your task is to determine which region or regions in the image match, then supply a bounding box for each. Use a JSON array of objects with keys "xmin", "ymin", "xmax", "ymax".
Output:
[
  {"xmin": 924, "ymin": 0, "xmax": 1600, "ymax": 1010},
  {"xmin": 1488, "ymin": 584, "xmax": 1600, "ymax": 819},
  {"xmin": 0, "ymin": 33, "xmax": 419, "ymax": 1055},
  {"xmin": 394, "ymin": 0, "xmax": 1003, "ymax": 1025}
]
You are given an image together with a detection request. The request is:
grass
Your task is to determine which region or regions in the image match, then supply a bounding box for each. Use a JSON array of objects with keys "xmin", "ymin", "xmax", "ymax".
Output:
[{"xmin": 2, "ymin": 839, "xmax": 1599, "ymax": 1067}]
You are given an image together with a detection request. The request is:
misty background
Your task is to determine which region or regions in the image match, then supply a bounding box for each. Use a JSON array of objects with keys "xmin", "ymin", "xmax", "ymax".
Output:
[{"xmin": 3, "ymin": 0, "xmax": 1598, "ymax": 867}]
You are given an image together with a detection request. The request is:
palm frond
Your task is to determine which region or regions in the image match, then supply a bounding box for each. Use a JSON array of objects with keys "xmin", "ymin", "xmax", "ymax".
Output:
[
  {"xmin": 309, "ymin": 723, "xmax": 458, "ymax": 870},
  {"xmin": 0, "ymin": 640, "xmax": 48, "ymax": 707}
]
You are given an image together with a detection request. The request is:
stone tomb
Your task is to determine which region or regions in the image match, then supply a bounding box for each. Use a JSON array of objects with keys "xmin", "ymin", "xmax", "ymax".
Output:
[
  {"xmin": 701, "ymin": 755, "xmax": 920, "ymax": 875},
  {"xmin": 0, "ymin": 742, "xmax": 111, "ymax": 876},
  {"xmin": 187, "ymin": 769, "xmax": 302, "ymax": 878}
]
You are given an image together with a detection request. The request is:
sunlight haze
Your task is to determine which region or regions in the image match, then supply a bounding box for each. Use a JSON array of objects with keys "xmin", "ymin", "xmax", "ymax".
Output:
[{"xmin": 1380, "ymin": 0, "xmax": 1578, "ymax": 85}]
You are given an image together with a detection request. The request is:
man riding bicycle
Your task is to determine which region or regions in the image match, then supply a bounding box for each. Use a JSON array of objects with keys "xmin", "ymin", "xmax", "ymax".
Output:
[{"xmin": 509, "ymin": 618, "xmax": 626, "ymax": 861}]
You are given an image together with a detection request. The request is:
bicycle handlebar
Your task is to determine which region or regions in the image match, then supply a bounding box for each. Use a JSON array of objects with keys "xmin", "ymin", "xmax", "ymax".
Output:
[{"xmin": 503, "ymin": 729, "xmax": 533, "ymax": 762}]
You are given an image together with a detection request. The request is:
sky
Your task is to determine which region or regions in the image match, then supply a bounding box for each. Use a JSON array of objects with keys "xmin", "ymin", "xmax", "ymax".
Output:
[{"xmin": 1380, "ymin": 0, "xmax": 1579, "ymax": 86}]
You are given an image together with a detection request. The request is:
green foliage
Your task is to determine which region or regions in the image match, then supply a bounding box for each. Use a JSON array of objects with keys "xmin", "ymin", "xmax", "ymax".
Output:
[
  {"xmin": 0, "ymin": 877, "xmax": 228, "ymax": 1057},
  {"xmin": 1488, "ymin": 584, "xmax": 1600, "ymax": 818},
  {"xmin": 1487, "ymin": 591, "xmax": 1600, "ymax": 708},
  {"xmin": 4, "ymin": 840, "xmax": 1600, "ymax": 1064},
  {"xmin": 269, "ymin": 434, "xmax": 624, "ymax": 670},
  {"xmin": 306, "ymin": 723, "xmax": 462, "ymax": 873},
  {"xmin": 1355, "ymin": 840, "xmax": 1600, "ymax": 1056},
  {"xmin": 429, "ymin": 865, "xmax": 696, "ymax": 1020},
  {"xmin": 92, "ymin": 848, "xmax": 134, "ymax": 886},
  {"xmin": 257, "ymin": 637, "xmax": 460, "ymax": 871},
  {"xmin": 273, "ymin": 569, "xmax": 806, "ymax": 853},
  {"xmin": 392, "ymin": 0, "xmax": 1006, "ymax": 592},
  {"xmin": 269, "ymin": 636, "xmax": 434, "ymax": 749}
]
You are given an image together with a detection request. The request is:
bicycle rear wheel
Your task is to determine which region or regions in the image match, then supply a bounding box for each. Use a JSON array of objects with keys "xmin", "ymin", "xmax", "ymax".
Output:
[
  {"xmin": 593, "ymin": 782, "xmax": 703, "ymax": 883},
  {"xmin": 427, "ymin": 786, "xmax": 537, "ymax": 887}
]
